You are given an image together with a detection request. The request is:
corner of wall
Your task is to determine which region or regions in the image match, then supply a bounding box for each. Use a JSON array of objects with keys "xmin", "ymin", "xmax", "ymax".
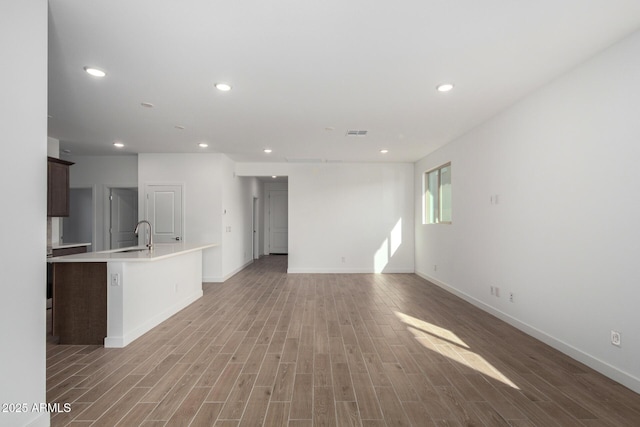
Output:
[{"xmin": 414, "ymin": 270, "xmax": 640, "ymax": 394}]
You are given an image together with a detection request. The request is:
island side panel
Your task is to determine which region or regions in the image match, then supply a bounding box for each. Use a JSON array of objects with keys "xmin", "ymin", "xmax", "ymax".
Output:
[
  {"xmin": 52, "ymin": 262, "xmax": 107, "ymax": 345},
  {"xmin": 105, "ymin": 250, "xmax": 203, "ymax": 348}
]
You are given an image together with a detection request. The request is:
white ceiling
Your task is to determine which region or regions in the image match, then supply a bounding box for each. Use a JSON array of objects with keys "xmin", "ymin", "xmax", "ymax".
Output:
[{"xmin": 48, "ymin": 0, "xmax": 640, "ymax": 163}]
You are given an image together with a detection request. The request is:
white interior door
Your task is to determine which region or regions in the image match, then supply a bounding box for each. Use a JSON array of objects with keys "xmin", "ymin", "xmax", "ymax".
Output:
[
  {"xmin": 145, "ymin": 184, "xmax": 183, "ymax": 243},
  {"xmin": 109, "ymin": 188, "xmax": 138, "ymax": 249},
  {"xmin": 269, "ymin": 190, "xmax": 288, "ymax": 254}
]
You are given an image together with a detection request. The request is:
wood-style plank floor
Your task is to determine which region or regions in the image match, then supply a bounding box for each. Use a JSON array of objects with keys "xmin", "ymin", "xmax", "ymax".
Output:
[{"xmin": 47, "ymin": 255, "xmax": 640, "ymax": 426}]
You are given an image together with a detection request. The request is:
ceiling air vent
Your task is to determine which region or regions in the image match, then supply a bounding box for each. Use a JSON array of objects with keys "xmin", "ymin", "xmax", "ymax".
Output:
[{"xmin": 346, "ymin": 130, "xmax": 368, "ymax": 137}]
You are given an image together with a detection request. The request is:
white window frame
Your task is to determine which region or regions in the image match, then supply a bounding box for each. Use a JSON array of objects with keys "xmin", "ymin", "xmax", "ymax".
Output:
[{"xmin": 423, "ymin": 162, "xmax": 452, "ymax": 225}]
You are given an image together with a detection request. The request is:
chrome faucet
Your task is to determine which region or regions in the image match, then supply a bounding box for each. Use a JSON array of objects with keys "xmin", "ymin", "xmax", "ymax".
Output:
[{"xmin": 134, "ymin": 220, "xmax": 153, "ymax": 250}]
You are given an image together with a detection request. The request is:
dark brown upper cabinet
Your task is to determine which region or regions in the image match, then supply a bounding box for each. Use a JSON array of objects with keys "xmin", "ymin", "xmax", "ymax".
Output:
[{"xmin": 47, "ymin": 157, "xmax": 74, "ymax": 217}]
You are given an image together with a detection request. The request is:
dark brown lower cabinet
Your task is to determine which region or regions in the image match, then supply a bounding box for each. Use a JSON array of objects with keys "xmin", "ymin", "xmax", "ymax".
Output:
[
  {"xmin": 47, "ymin": 247, "xmax": 88, "ymax": 299},
  {"xmin": 52, "ymin": 262, "xmax": 107, "ymax": 345}
]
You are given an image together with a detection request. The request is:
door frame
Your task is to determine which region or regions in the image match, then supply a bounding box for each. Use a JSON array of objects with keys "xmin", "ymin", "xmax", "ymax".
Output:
[
  {"xmin": 262, "ymin": 181, "xmax": 288, "ymax": 255},
  {"xmin": 109, "ymin": 187, "xmax": 139, "ymax": 249},
  {"xmin": 252, "ymin": 197, "xmax": 260, "ymax": 259},
  {"xmin": 104, "ymin": 186, "xmax": 138, "ymax": 250}
]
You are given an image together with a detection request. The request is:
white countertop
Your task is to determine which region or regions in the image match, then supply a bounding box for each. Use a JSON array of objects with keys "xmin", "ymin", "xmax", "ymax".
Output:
[
  {"xmin": 51, "ymin": 242, "xmax": 92, "ymax": 250},
  {"xmin": 48, "ymin": 242, "xmax": 217, "ymax": 263}
]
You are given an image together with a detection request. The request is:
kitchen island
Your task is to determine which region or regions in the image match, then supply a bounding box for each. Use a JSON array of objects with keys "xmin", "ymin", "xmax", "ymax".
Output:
[{"xmin": 48, "ymin": 242, "xmax": 217, "ymax": 347}]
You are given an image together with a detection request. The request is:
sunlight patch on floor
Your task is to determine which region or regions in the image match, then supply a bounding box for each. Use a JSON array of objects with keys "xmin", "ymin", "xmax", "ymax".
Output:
[
  {"xmin": 395, "ymin": 311, "xmax": 469, "ymax": 348},
  {"xmin": 395, "ymin": 311, "xmax": 520, "ymax": 389}
]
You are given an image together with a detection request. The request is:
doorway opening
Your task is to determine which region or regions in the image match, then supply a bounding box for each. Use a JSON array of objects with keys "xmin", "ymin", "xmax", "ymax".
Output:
[
  {"xmin": 252, "ymin": 177, "xmax": 289, "ymax": 268},
  {"xmin": 63, "ymin": 187, "xmax": 95, "ymax": 250},
  {"xmin": 267, "ymin": 188, "xmax": 288, "ymax": 255},
  {"xmin": 109, "ymin": 188, "xmax": 138, "ymax": 249}
]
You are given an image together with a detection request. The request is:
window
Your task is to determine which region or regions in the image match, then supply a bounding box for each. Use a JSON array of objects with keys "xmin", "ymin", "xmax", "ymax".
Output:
[{"xmin": 424, "ymin": 163, "xmax": 452, "ymax": 224}]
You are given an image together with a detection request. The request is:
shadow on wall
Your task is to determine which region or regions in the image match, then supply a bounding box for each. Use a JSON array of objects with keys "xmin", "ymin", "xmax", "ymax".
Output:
[{"xmin": 374, "ymin": 217, "xmax": 403, "ymax": 273}]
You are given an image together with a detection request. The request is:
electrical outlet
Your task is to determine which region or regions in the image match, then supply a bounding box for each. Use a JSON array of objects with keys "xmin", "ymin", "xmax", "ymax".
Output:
[
  {"xmin": 434, "ymin": 264, "xmax": 437, "ymax": 272},
  {"xmin": 110, "ymin": 273, "xmax": 119, "ymax": 287},
  {"xmin": 509, "ymin": 292, "xmax": 514, "ymax": 303},
  {"xmin": 174, "ymin": 283, "xmax": 179, "ymax": 293},
  {"xmin": 490, "ymin": 286, "xmax": 495, "ymax": 296},
  {"xmin": 495, "ymin": 287, "xmax": 500, "ymax": 297},
  {"xmin": 611, "ymin": 330, "xmax": 621, "ymax": 347},
  {"xmin": 341, "ymin": 257, "xmax": 346, "ymax": 263}
]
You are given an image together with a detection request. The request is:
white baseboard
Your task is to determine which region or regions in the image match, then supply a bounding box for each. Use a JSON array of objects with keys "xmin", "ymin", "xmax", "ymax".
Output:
[
  {"xmin": 287, "ymin": 267, "xmax": 415, "ymax": 274},
  {"xmin": 223, "ymin": 259, "xmax": 254, "ymax": 281},
  {"xmin": 204, "ymin": 259, "xmax": 254, "ymax": 283},
  {"xmin": 415, "ymin": 270, "xmax": 640, "ymax": 394}
]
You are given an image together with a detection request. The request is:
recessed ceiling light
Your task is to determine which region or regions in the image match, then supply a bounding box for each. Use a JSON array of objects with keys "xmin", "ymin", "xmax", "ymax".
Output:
[
  {"xmin": 380, "ymin": 149, "xmax": 389, "ymax": 154},
  {"xmin": 198, "ymin": 142, "xmax": 209, "ymax": 148},
  {"xmin": 272, "ymin": 176, "xmax": 277, "ymax": 179},
  {"xmin": 215, "ymin": 83, "xmax": 232, "ymax": 91},
  {"xmin": 175, "ymin": 125, "xmax": 185, "ymax": 130},
  {"xmin": 84, "ymin": 67, "xmax": 106, "ymax": 77},
  {"xmin": 436, "ymin": 83, "xmax": 454, "ymax": 92},
  {"xmin": 113, "ymin": 142, "xmax": 124, "ymax": 148},
  {"xmin": 140, "ymin": 102, "xmax": 154, "ymax": 108},
  {"xmin": 263, "ymin": 148, "xmax": 273, "ymax": 153}
]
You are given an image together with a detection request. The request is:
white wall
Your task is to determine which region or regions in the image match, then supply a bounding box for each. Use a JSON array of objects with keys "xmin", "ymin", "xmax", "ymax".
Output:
[
  {"xmin": 236, "ymin": 162, "xmax": 415, "ymax": 273},
  {"xmin": 65, "ymin": 155, "xmax": 138, "ymax": 251},
  {"xmin": 61, "ymin": 153, "xmax": 256, "ymax": 282},
  {"xmin": 138, "ymin": 153, "xmax": 256, "ymax": 282},
  {"xmin": 414, "ymin": 30, "xmax": 640, "ymax": 393},
  {"xmin": 220, "ymin": 156, "xmax": 260, "ymax": 279},
  {"xmin": 138, "ymin": 153, "xmax": 222, "ymax": 281},
  {"xmin": 0, "ymin": 1, "xmax": 48, "ymax": 426}
]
